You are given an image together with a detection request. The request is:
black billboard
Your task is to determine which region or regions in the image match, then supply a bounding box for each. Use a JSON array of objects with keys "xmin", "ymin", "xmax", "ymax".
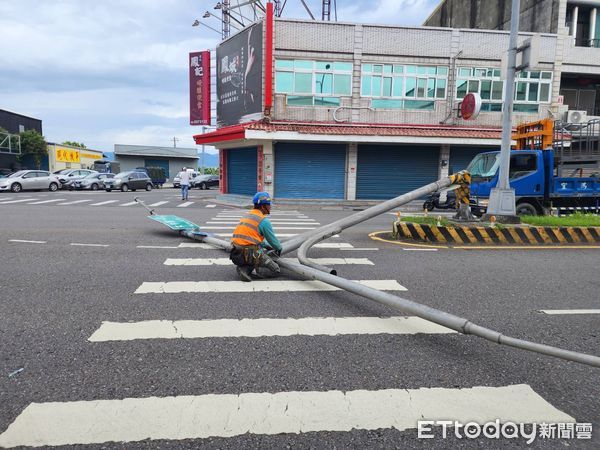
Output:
[{"xmin": 216, "ymin": 22, "xmax": 263, "ymax": 127}]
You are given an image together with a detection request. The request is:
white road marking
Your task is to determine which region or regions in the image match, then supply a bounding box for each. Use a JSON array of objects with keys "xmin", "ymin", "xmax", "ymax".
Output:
[
  {"xmin": 135, "ymin": 279, "xmax": 406, "ymax": 294},
  {"xmin": 403, "ymin": 248, "xmax": 439, "ymax": 252},
  {"xmin": 0, "ymin": 384, "xmax": 573, "ymax": 447},
  {"xmin": 89, "ymin": 316, "xmax": 456, "ymax": 342},
  {"xmin": 339, "ymin": 247, "xmax": 379, "ymax": 251},
  {"xmin": 136, "ymin": 245, "xmax": 179, "ymax": 249},
  {"xmin": 206, "ymin": 204, "xmax": 216, "ymax": 208},
  {"xmin": 120, "ymin": 201, "xmax": 138, "ymax": 206},
  {"xmin": 8, "ymin": 239, "xmax": 47, "ymax": 244},
  {"xmin": 27, "ymin": 199, "xmax": 65, "ymax": 205},
  {"xmin": 177, "ymin": 202, "xmax": 194, "ymax": 207},
  {"xmin": 57, "ymin": 199, "xmax": 92, "ymax": 205},
  {"xmin": 149, "ymin": 201, "xmax": 169, "ymax": 207},
  {"xmin": 539, "ymin": 309, "xmax": 600, "ymax": 315},
  {"xmin": 314, "ymin": 243, "xmax": 353, "ymax": 248},
  {"xmin": 90, "ymin": 200, "xmax": 119, "ymax": 206},
  {"xmin": 163, "ymin": 257, "xmax": 374, "ymax": 266},
  {"xmin": 0, "ymin": 198, "xmax": 37, "ymax": 204},
  {"xmin": 70, "ymin": 243, "xmax": 110, "ymax": 247}
]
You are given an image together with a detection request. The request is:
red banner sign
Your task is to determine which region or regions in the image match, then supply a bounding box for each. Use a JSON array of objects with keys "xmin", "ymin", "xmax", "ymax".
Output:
[{"xmin": 189, "ymin": 51, "xmax": 211, "ymax": 126}]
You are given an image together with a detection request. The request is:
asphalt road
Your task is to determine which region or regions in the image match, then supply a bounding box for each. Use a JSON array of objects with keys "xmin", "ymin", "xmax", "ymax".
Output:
[{"xmin": 0, "ymin": 193, "xmax": 598, "ymax": 448}]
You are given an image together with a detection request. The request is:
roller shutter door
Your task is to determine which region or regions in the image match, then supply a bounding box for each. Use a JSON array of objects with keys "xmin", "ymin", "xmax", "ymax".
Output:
[
  {"xmin": 144, "ymin": 159, "xmax": 170, "ymax": 178},
  {"xmin": 356, "ymin": 145, "xmax": 439, "ymax": 199},
  {"xmin": 449, "ymin": 147, "xmax": 486, "ymax": 174},
  {"xmin": 275, "ymin": 143, "xmax": 346, "ymax": 199},
  {"xmin": 227, "ymin": 147, "xmax": 257, "ymax": 195}
]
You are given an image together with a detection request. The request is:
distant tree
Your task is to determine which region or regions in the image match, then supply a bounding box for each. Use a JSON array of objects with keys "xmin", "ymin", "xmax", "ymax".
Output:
[
  {"xmin": 19, "ymin": 130, "xmax": 47, "ymax": 169},
  {"xmin": 62, "ymin": 141, "xmax": 86, "ymax": 148},
  {"xmin": 199, "ymin": 167, "xmax": 219, "ymax": 175}
]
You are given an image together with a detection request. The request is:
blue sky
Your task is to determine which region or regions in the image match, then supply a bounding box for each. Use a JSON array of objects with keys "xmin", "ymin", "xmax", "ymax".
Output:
[{"xmin": 0, "ymin": 0, "xmax": 438, "ymax": 155}]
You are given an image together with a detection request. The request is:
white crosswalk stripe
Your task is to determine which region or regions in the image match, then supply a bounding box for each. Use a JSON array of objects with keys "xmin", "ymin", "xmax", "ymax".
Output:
[
  {"xmin": 119, "ymin": 201, "xmax": 138, "ymax": 206},
  {"xmin": 134, "ymin": 279, "xmax": 406, "ymax": 294},
  {"xmin": 57, "ymin": 199, "xmax": 92, "ymax": 205},
  {"xmin": 90, "ymin": 200, "xmax": 119, "ymax": 206},
  {"xmin": 163, "ymin": 257, "xmax": 374, "ymax": 266},
  {"xmin": 149, "ymin": 201, "xmax": 169, "ymax": 207},
  {"xmin": 89, "ymin": 316, "xmax": 456, "ymax": 341},
  {"xmin": 0, "ymin": 384, "xmax": 574, "ymax": 447},
  {"xmin": 539, "ymin": 309, "xmax": 600, "ymax": 315},
  {"xmin": 0, "ymin": 198, "xmax": 38, "ymax": 204},
  {"xmin": 27, "ymin": 199, "xmax": 65, "ymax": 205},
  {"xmin": 177, "ymin": 201, "xmax": 194, "ymax": 207}
]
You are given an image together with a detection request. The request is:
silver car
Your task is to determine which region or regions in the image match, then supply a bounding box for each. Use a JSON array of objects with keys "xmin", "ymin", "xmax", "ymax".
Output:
[
  {"xmin": 54, "ymin": 169, "xmax": 98, "ymax": 189},
  {"xmin": 0, "ymin": 170, "xmax": 60, "ymax": 192},
  {"xmin": 72, "ymin": 172, "xmax": 115, "ymax": 190}
]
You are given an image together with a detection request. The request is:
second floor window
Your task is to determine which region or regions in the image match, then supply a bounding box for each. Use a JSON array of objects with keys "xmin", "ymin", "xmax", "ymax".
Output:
[
  {"xmin": 275, "ymin": 59, "xmax": 353, "ymax": 106},
  {"xmin": 360, "ymin": 64, "xmax": 448, "ymax": 100}
]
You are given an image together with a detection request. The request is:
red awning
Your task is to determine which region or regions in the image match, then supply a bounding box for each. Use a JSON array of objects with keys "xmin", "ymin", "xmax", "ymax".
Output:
[{"xmin": 193, "ymin": 120, "xmax": 503, "ymax": 145}]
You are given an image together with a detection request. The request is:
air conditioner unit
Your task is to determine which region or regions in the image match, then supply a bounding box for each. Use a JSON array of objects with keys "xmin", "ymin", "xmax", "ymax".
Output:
[{"xmin": 565, "ymin": 110, "xmax": 588, "ymax": 124}]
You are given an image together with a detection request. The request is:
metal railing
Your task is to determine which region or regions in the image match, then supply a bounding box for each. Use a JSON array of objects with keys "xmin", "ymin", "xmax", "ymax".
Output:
[
  {"xmin": 554, "ymin": 119, "xmax": 600, "ymax": 175},
  {"xmin": 0, "ymin": 132, "xmax": 21, "ymax": 155}
]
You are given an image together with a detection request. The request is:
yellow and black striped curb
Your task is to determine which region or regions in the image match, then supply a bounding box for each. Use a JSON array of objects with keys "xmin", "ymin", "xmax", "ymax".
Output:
[{"xmin": 392, "ymin": 221, "xmax": 600, "ymax": 245}]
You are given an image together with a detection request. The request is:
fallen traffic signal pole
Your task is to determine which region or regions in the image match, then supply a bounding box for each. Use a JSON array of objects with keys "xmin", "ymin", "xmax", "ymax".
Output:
[{"xmin": 135, "ymin": 173, "xmax": 600, "ymax": 368}]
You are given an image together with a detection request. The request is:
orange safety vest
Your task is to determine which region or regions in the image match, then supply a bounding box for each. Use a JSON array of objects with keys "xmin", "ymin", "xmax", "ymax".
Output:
[{"xmin": 231, "ymin": 209, "xmax": 265, "ymax": 246}]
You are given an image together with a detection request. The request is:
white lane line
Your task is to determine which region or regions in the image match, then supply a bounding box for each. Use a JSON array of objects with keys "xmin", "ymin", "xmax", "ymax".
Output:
[
  {"xmin": 149, "ymin": 201, "xmax": 169, "ymax": 207},
  {"xmin": 163, "ymin": 257, "xmax": 374, "ymax": 266},
  {"xmin": 0, "ymin": 198, "xmax": 37, "ymax": 204},
  {"xmin": 89, "ymin": 316, "xmax": 456, "ymax": 342},
  {"xmin": 135, "ymin": 279, "xmax": 406, "ymax": 294},
  {"xmin": 8, "ymin": 239, "xmax": 47, "ymax": 244},
  {"xmin": 403, "ymin": 248, "xmax": 439, "ymax": 252},
  {"xmin": 0, "ymin": 384, "xmax": 573, "ymax": 447},
  {"xmin": 136, "ymin": 245, "xmax": 180, "ymax": 249},
  {"xmin": 314, "ymin": 243, "xmax": 353, "ymax": 248},
  {"xmin": 90, "ymin": 200, "xmax": 119, "ymax": 206},
  {"xmin": 177, "ymin": 243, "xmax": 217, "ymax": 249},
  {"xmin": 57, "ymin": 199, "xmax": 92, "ymax": 205},
  {"xmin": 206, "ymin": 204, "xmax": 216, "ymax": 208},
  {"xmin": 70, "ymin": 243, "xmax": 110, "ymax": 247},
  {"xmin": 120, "ymin": 201, "xmax": 138, "ymax": 207},
  {"xmin": 27, "ymin": 199, "xmax": 65, "ymax": 205},
  {"xmin": 340, "ymin": 247, "xmax": 379, "ymax": 251},
  {"xmin": 539, "ymin": 309, "xmax": 600, "ymax": 315},
  {"xmin": 177, "ymin": 202, "xmax": 194, "ymax": 207}
]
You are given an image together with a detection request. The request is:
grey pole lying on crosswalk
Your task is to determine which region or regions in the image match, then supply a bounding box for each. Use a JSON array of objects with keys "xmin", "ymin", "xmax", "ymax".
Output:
[{"xmin": 174, "ymin": 172, "xmax": 600, "ymax": 368}]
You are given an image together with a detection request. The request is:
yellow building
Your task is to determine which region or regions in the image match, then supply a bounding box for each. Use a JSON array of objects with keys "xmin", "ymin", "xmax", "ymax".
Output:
[{"xmin": 47, "ymin": 143, "xmax": 104, "ymax": 172}]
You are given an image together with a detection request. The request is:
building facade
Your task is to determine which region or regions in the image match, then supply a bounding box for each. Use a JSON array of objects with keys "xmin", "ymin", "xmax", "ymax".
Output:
[
  {"xmin": 114, "ymin": 145, "xmax": 198, "ymax": 180},
  {"xmin": 0, "ymin": 109, "xmax": 43, "ymax": 173},
  {"xmin": 47, "ymin": 143, "xmax": 104, "ymax": 172},
  {"xmin": 194, "ymin": 3, "xmax": 598, "ymax": 200}
]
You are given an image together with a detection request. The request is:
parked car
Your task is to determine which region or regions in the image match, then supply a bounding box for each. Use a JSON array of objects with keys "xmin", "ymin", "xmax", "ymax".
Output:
[
  {"xmin": 53, "ymin": 169, "xmax": 98, "ymax": 189},
  {"xmin": 72, "ymin": 172, "xmax": 115, "ymax": 190},
  {"xmin": 103, "ymin": 171, "xmax": 153, "ymax": 192},
  {"xmin": 0, "ymin": 170, "xmax": 60, "ymax": 192},
  {"xmin": 135, "ymin": 166, "xmax": 167, "ymax": 188},
  {"xmin": 192, "ymin": 174, "xmax": 219, "ymax": 190},
  {"xmin": 173, "ymin": 170, "xmax": 198, "ymax": 188}
]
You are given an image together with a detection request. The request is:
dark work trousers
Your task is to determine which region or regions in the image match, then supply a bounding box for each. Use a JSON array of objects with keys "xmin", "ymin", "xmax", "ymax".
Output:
[{"xmin": 229, "ymin": 244, "xmax": 280, "ymax": 278}]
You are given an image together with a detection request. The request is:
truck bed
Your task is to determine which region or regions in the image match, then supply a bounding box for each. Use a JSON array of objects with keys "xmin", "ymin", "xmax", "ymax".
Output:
[{"xmin": 551, "ymin": 177, "xmax": 600, "ymax": 197}]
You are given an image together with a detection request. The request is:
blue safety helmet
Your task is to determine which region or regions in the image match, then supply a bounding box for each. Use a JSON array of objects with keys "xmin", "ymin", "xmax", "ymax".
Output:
[{"xmin": 253, "ymin": 191, "xmax": 271, "ymax": 206}]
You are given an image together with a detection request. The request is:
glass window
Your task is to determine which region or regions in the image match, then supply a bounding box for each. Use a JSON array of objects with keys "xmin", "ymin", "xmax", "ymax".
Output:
[
  {"xmin": 529, "ymin": 71, "xmax": 540, "ymax": 79},
  {"xmin": 393, "ymin": 78, "xmax": 403, "ymax": 97},
  {"xmin": 314, "ymin": 97, "xmax": 340, "ymax": 106},
  {"xmin": 513, "ymin": 103, "xmax": 539, "ymax": 113},
  {"xmin": 404, "ymin": 100, "xmax": 435, "ymax": 110},
  {"xmin": 475, "ymin": 68, "xmax": 486, "ymax": 77},
  {"xmin": 406, "ymin": 65, "xmax": 417, "ymax": 74},
  {"xmin": 372, "ymin": 99, "xmax": 403, "ymax": 109},
  {"xmin": 426, "ymin": 66, "xmax": 437, "ymax": 75},
  {"xmin": 437, "ymin": 66, "xmax": 448, "ymax": 76},
  {"xmin": 515, "ymin": 82, "xmax": 527, "ymax": 101},
  {"xmin": 383, "ymin": 77, "xmax": 392, "ymax": 96},
  {"xmin": 287, "ymin": 96, "xmax": 314, "ymax": 106},
  {"xmin": 458, "ymin": 68, "xmax": 471, "ymax": 77},
  {"xmin": 492, "ymin": 81, "xmax": 503, "ymax": 100},
  {"xmin": 528, "ymin": 83, "xmax": 539, "ymax": 101},
  {"xmin": 333, "ymin": 62, "xmax": 353, "ymax": 71},
  {"xmin": 427, "ymin": 78, "xmax": 436, "ymax": 98},
  {"xmin": 275, "ymin": 72, "xmax": 293, "ymax": 93},
  {"xmin": 315, "ymin": 61, "xmax": 333, "ymax": 70},
  {"xmin": 373, "ymin": 65, "xmax": 383, "ymax": 74},
  {"xmin": 383, "ymin": 65, "xmax": 393, "ymax": 74},
  {"xmin": 334, "ymin": 74, "xmax": 351, "ymax": 95},
  {"xmin": 295, "ymin": 73, "xmax": 312, "ymax": 93},
  {"xmin": 480, "ymin": 80, "xmax": 492, "ymax": 100},
  {"xmin": 456, "ymin": 80, "xmax": 468, "ymax": 98},
  {"xmin": 468, "ymin": 80, "xmax": 479, "ymax": 93},
  {"xmin": 361, "ymin": 76, "xmax": 372, "ymax": 96},
  {"xmin": 417, "ymin": 66, "xmax": 427, "ymax": 75},
  {"xmin": 294, "ymin": 60, "xmax": 312, "ymax": 69},
  {"xmin": 393, "ymin": 65, "xmax": 403, "ymax": 74},
  {"xmin": 417, "ymin": 78, "xmax": 426, "ymax": 97},
  {"xmin": 436, "ymin": 79, "xmax": 447, "ymax": 98},
  {"xmin": 315, "ymin": 73, "xmax": 333, "ymax": 95},
  {"xmin": 539, "ymin": 83, "xmax": 550, "ymax": 102},
  {"xmin": 493, "ymin": 69, "xmax": 501, "ymax": 77},
  {"xmin": 362, "ymin": 63, "xmax": 372, "ymax": 72},
  {"xmin": 372, "ymin": 76, "xmax": 382, "ymax": 96},
  {"xmin": 275, "ymin": 60, "xmax": 293, "ymax": 69},
  {"xmin": 541, "ymin": 72, "xmax": 552, "ymax": 79},
  {"xmin": 509, "ymin": 154, "xmax": 537, "ymax": 179},
  {"xmin": 405, "ymin": 77, "xmax": 416, "ymax": 97}
]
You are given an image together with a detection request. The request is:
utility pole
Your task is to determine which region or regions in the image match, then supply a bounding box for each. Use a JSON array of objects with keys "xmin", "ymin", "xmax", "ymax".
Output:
[
  {"xmin": 485, "ymin": 0, "xmax": 520, "ymax": 221},
  {"xmin": 171, "ymin": 137, "xmax": 180, "ymax": 148},
  {"xmin": 222, "ymin": 0, "xmax": 230, "ymax": 39},
  {"xmin": 201, "ymin": 126, "xmax": 206, "ymax": 174}
]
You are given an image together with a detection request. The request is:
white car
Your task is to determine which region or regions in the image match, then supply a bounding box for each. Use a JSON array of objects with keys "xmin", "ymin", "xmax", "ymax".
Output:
[
  {"xmin": 173, "ymin": 170, "xmax": 198, "ymax": 188},
  {"xmin": 0, "ymin": 170, "xmax": 61, "ymax": 192}
]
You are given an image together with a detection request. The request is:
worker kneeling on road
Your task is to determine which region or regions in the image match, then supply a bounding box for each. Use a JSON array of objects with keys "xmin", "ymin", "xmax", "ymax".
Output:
[{"xmin": 230, "ymin": 192, "xmax": 282, "ymax": 282}]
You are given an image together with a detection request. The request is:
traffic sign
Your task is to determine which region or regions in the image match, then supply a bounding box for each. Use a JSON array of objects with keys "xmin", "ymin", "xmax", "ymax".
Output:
[
  {"xmin": 460, "ymin": 93, "xmax": 482, "ymax": 120},
  {"xmin": 149, "ymin": 215, "xmax": 201, "ymax": 231}
]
